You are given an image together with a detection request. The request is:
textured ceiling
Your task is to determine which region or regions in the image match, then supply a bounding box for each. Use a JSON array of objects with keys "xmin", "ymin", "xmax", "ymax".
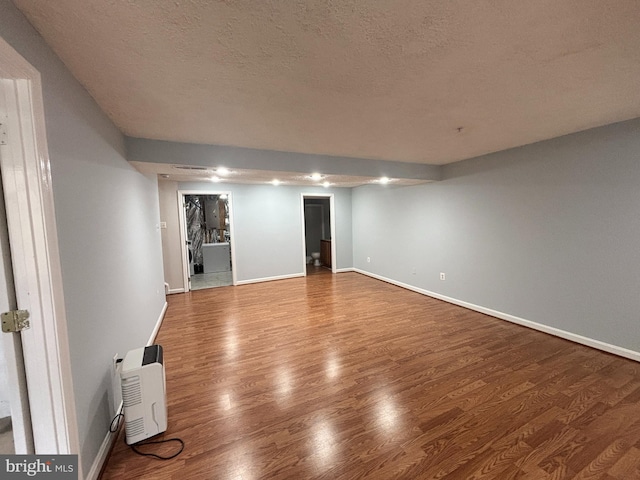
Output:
[{"xmin": 13, "ymin": 0, "xmax": 640, "ymax": 165}]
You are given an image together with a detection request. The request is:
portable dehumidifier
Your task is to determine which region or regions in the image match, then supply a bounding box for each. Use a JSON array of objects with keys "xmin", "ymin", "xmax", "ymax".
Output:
[{"xmin": 120, "ymin": 344, "xmax": 168, "ymax": 444}]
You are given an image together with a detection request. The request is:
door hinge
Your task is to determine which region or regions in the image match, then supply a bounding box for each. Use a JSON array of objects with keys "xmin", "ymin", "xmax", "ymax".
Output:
[
  {"xmin": 1, "ymin": 310, "xmax": 30, "ymax": 333},
  {"xmin": 0, "ymin": 122, "xmax": 7, "ymax": 145}
]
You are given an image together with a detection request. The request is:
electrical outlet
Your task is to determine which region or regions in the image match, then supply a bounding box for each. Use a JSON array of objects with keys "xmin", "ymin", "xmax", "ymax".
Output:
[
  {"xmin": 367, "ymin": 257, "xmax": 371, "ymax": 263},
  {"xmin": 440, "ymin": 272, "xmax": 446, "ymax": 281},
  {"xmin": 110, "ymin": 354, "xmax": 123, "ymax": 417}
]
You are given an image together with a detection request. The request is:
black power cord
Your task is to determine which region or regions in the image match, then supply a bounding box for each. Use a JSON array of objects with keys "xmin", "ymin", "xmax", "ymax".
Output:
[
  {"xmin": 130, "ymin": 437, "xmax": 185, "ymax": 460},
  {"xmin": 109, "ymin": 412, "xmax": 185, "ymax": 460},
  {"xmin": 109, "ymin": 412, "xmax": 124, "ymax": 433}
]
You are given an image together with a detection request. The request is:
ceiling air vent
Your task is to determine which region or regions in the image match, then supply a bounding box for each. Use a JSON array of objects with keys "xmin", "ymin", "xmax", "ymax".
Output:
[{"xmin": 172, "ymin": 165, "xmax": 211, "ymax": 171}]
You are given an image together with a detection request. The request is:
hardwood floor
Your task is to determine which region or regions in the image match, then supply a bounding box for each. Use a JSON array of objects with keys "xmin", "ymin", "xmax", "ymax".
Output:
[{"xmin": 100, "ymin": 273, "xmax": 640, "ymax": 479}]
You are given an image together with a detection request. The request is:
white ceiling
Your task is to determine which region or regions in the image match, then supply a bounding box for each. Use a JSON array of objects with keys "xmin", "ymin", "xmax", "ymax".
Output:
[{"xmin": 13, "ymin": 0, "xmax": 640, "ymax": 169}]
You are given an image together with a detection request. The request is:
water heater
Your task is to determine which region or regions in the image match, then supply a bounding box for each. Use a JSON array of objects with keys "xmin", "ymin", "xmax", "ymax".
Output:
[{"xmin": 120, "ymin": 345, "xmax": 168, "ymax": 444}]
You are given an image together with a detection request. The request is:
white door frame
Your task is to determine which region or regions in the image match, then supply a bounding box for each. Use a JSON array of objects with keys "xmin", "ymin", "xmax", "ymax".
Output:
[
  {"xmin": 177, "ymin": 189, "xmax": 237, "ymax": 291},
  {"xmin": 0, "ymin": 38, "xmax": 80, "ymax": 459},
  {"xmin": 301, "ymin": 193, "xmax": 336, "ymax": 274}
]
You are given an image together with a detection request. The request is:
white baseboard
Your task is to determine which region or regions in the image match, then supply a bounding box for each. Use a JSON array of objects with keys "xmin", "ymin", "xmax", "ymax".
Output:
[
  {"xmin": 236, "ymin": 272, "xmax": 305, "ymax": 285},
  {"xmin": 237, "ymin": 270, "xmax": 353, "ymax": 284},
  {"xmin": 354, "ymin": 268, "xmax": 640, "ymax": 363},
  {"xmin": 147, "ymin": 301, "xmax": 168, "ymax": 346},
  {"xmin": 85, "ymin": 402, "xmax": 122, "ymax": 480},
  {"xmin": 167, "ymin": 288, "xmax": 184, "ymax": 295}
]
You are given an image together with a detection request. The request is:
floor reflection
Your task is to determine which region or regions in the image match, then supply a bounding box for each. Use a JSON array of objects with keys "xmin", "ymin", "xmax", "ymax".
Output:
[
  {"xmin": 376, "ymin": 394, "xmax": 400, "ymax": 432},
  {"xmin": 312, "ymin": 420, "xmax": 337, "ymax": 471},
  {"xmin": 325, "ymin": 352, "xmax": 340, "ymax": 380}
]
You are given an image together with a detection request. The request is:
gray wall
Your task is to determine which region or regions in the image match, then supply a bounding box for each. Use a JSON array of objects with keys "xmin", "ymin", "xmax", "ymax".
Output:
[
  {"xmin": 0, "ymin": 1, "xmax": 166, "ymax": 474},
  {"xmin": 353, "ymin": 118, "xmax": 640, "ymax": 353},
  {"xmin": 176, "ymin": 182, "xmax": 352, "ymax": 283}
]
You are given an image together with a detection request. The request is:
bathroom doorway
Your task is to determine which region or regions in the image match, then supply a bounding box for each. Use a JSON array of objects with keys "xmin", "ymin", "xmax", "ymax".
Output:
[
  {"xmin": 301, "ymin": 194, "xmax": 336, "ymax": 275},
  {"xmin": 178, "ymin": 191, "xmax": 236, "ymax": 291}
]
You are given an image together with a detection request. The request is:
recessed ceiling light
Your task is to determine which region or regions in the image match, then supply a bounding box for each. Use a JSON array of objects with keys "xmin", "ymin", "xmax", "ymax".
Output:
[
  {"xmin": 210, "ymin": 176, "xmax": 221, "ymax": 183},
  {"xmin": 379, "ymin": 176, "xmax": 390, "ymax": 184},
  {"xmin": 217, "ymin": 167, "xmax": 230, "ymax": 176},
  {"xmin": 271, "ymin": 179, "xmax": 280, "ymax": 186},
  {"xmin": 310, "ymin": 172, "xmax": 323, "ymax": 181},
  {"xmin": 322, "ymin": 181, "xmax": 331, "ymax": 188}
]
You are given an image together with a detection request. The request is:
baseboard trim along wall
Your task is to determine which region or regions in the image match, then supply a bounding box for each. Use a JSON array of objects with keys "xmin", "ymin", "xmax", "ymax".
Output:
[
  {"xmin": 335, "ymin": 268, "xmax": 355, "ymax": 273},
  {"xmin": 354, "ymin": 269, "xmax": 640, "ymax": 363},
  {"xmin": 148, "ymin": 301, "xmax": 168, "ymax": 346},
  {"xmin": 85, "ymin": 403, "xmax": 122, "ymax": 480},
  {"xmin": 236, "ymin": 272, "xmax": 305, "ymax": 285},
  {"xmin": 167, "ymin": 288, "xmax": 185, "ymax": 295}
]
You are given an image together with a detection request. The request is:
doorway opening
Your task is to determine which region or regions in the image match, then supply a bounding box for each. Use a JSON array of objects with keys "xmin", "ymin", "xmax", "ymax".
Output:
[
  {"xmin": 301, "ymin": 194, "xmax": 336, "ymax": 275},
  {"xmin": 178, "ymin": 191, "xmax": 236, "ymax": 291}
]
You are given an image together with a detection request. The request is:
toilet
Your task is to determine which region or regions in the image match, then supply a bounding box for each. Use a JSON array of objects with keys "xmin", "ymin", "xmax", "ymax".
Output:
[{"xmin": 311, "ymin": 252, "xmax": 321, "ymax": 266}]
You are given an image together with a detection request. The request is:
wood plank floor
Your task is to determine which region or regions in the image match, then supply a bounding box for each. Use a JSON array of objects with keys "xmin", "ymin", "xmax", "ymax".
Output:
[{"xmin": 100, "ymin": 272, "xmax": 640, "ymax": 479}]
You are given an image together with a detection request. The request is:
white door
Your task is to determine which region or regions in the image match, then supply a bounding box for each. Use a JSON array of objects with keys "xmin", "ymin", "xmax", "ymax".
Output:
[
  {"xmin": 0, "ymin": 159, "xmax": 34, "ymax": 454},
  {"xmin": 0, "ymin": 37, "xmax": 80, "ymax": 461}
]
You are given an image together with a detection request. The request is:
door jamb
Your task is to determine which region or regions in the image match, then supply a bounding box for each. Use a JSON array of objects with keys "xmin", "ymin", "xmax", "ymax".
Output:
[{"xmin": 0, "ymin": 38, "xmax": 80, "ymax": 460}]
